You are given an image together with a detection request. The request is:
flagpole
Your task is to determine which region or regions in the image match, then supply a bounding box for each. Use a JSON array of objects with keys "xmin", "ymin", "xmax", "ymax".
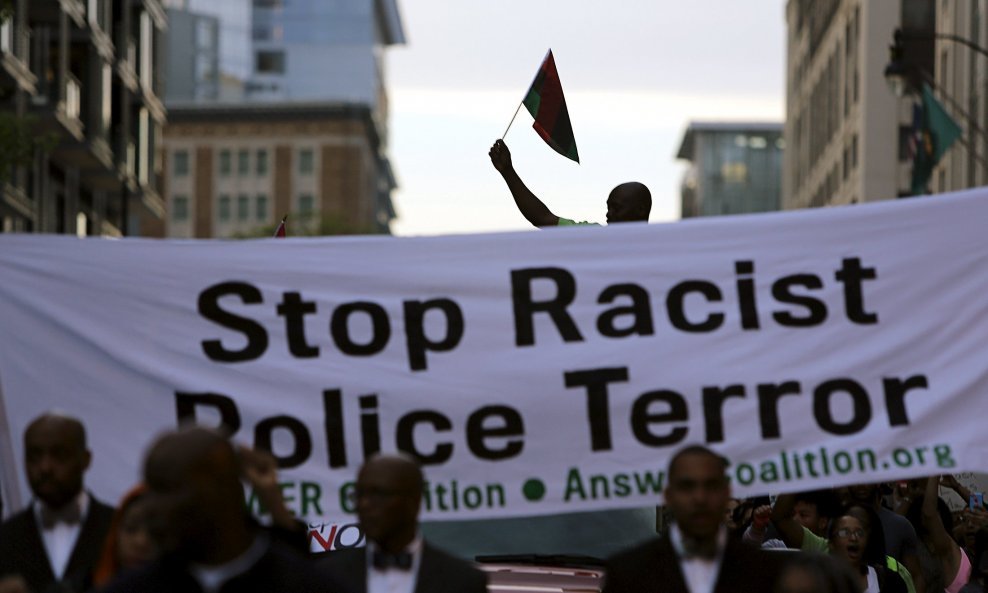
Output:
[
  {"xmin": 502, "ymin": 49, "xmax": 551, "ymax": 140},
  {"xmin": 501, "ymin": 102, "xmax": 524, "ymax": 139}
]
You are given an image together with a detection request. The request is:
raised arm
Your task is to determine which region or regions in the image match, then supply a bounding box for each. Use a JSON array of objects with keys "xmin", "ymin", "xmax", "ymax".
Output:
[
  {"xmin": 922, "ymin": 476, "xmax": 961, "ymax": 583},
  {"xmin": 769, "ymin": 493, "xmax": 805, "ymax": 549},
  {"xmin": 489, "ymin": 139, "xmax": 559, "ymax": 228}
]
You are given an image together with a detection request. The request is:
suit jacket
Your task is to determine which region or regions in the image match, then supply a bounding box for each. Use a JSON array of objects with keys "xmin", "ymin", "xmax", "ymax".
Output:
[
  {"xmin": 99, "ymin": 537, "xmax": 345, "ymax": 593},
  {"xmin": 602, "ymin": 535, "xmax": 787, "ymax": 593},
  {"xmin": 0, "ymin": 495, "xmax": 115, "ymax": 593},
  {"xmin": 321, "ymin": 542, "xmax": 488, "ymax": 593}
]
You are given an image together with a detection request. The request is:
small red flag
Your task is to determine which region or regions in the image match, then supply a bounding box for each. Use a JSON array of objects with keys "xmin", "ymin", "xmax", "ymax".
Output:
[
  {"xmin": 522, "ymin": 50, "xmax": 579, "ymax": 163},
  {"xmin": 273, "ymin": 215, "xmax": 287, "ymax": 238}
]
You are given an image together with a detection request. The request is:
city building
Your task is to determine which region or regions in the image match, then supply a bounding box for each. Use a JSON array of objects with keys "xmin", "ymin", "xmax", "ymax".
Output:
[
  {"xmin": 783, "ymin": 0, "xmax": 934, "ymax": 209},
  {"xmin": 0, "ymin": 0, "xmax": 167, "ymax": 236},
  {"xmin": 163, "ymin": 102, "xmax": 395, "ymax": 238},
  {"xmin": 162, "ymin": 0, "xmax": 250, "ymax": 102},
  {"xmin": 162, "ymin": 8, "xmax": 220, "ymax": 103},
  {"xmin": 928, "ymin": 0, "xmax": 987, "ymax": 193},
  {"xmin": 159, "ymin": 0, "xmax": 404, "ymax": 237},
  {"xmin": 676, "ymin": 122, "xmax": 784, "ymax": 218}
]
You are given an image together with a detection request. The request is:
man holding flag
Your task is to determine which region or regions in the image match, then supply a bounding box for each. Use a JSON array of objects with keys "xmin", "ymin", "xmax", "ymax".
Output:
[
  {"xmin": 489, "ymin": 140, "xmax": 651, "ymax": 228},
  {"xmin": 489, "ymin": 50, "xmax": 650, "ymax": 228}
]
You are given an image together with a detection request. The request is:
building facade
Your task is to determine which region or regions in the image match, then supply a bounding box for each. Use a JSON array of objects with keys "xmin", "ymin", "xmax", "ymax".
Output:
[
  {"xmin": 160, "ymin": 0, "xmax": 403, "ymax": 237},
  {"xmin": 930, "ymin": 0, "xmax": 987, "ymax": 193},
  {"xmin": 163, "ymin": 103, "xmax": 395, "ymax": 238},
  {"xmin": 0, "ymin": 0, "xmax": 167, "ymax": 236},
  {"xmin": 783, "ymin": 0, "xmax": 936, "ymax": 209},
  {"xmin": 676, "ymin": 122, "xmax": 784, "ymax": 218}
]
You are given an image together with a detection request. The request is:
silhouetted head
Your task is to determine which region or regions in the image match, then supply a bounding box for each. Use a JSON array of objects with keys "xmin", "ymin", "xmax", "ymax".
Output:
[
  {"xmin": 142, "ymin": 427, "xmax": 247, "ymax": 561},
  {"xmin": 355, "ymin": 453, "xmax": 423, "ymax": 552},
  {"xmin": 24, "ymin": 413, "xmax": 91, "ymax": 509},
  {"xmin": 606, "ymin": 182, "xmax": 651, "ymax": 224}
]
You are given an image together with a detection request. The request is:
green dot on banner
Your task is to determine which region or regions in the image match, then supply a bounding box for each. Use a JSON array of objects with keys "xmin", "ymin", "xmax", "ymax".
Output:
[{"xmin": 522, "ymin": 479, "xmax": 546, "ymax": 501}]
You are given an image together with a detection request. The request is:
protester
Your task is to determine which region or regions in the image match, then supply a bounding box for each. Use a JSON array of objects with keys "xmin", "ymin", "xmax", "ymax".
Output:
[
  {"xmin": 100, "ymin": 427, "xmax": 342, "ymax": 593},
  {"xmin": 91, "ymin": 484, "xmax": 154, "ymax": 587},
  {"xmin": 602, "ymin": 444, "xmax": 784, "ymax": 593},
  {"xmin": 774, "ymin": 552, "xmax": 862, "ymax": 593},
  {"xmin": 773, "ymin": 493, "xmax": 917, "ymax": 593},
  {"xmin": 826, "ymin": 505, "xmax": 908, "ymax": 593},
  {"xmin": 0, "ymin": 413, "xmax": 115, "ymax": 593},
  {"xmin": 747, "ymin": 490, "xmax": 838, "ymax": 549},
  {"xmin": 958, "ymin": 528, "xmax": 988, "ymax": 593},
  {"xmin": 320, "ymin": 453, "xmax": 488, "ymax": 593},
  {"xmin": 916, "ymin": 476, "xmax": 971, "ymax": 592},
  {"xmin": 847, "ymin": 484, "xmax": 927, "ymax": 593},
  {"xmin": 488, "ymin": 139, "xmax": 651, "ymax": 227}
]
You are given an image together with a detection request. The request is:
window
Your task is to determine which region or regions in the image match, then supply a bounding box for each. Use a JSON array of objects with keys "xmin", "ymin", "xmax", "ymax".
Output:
[
  {"xmin": 172, "ymin": 195, "xmax": 189, "ymax": 221},
  {"xmin": 238, "ymin": 149, "xmax": 249, "ymax": 175},
  {"xmin": 173, "ymin": 150, "xmax": 189, "ymax": 177},
  {"xmin": 298, "ymin": 149, "xmax": 314, "ymax": 175},
  {"xmin": 238, "ymin": 194, "xmax": 249, "ymax": 220},
  {"xmin": 256, "ymin": 50, "xmax": 285, "ymax": 74},
  {"xmin": 218, "ymin": 194, "xmax": 231, "ymax": 221},
  {"xmin": 299, "ymin": 194, "xmax": 314, "ymax": 215},
  {"xmin": 256, "ymin": 149, "xmax": 268, "ymax": 176},
  {"xmin": 256, "ymin": 194, "xmax": 268, "ymax": 220},
  {"xmin": 219, "ymin": 150, "xmax": 231, "ymax": 176}
]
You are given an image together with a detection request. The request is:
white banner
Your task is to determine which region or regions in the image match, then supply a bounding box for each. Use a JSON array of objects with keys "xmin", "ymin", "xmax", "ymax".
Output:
[{"xmin": 2, "ymin": 188, "xmax": 988, "ymax": 525}]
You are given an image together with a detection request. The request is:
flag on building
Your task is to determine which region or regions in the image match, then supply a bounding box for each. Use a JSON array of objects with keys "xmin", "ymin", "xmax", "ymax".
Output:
[
  {"xmin": 274, "ymin": 216, "xmax": 287, "ymax": 238},
  {"xmin": 522, "ymin": 50, "xmax": 580, "ymax": 163},
  {"xmin": 911, "ymin": 84, "xmax": 962, "ymax": 195}
]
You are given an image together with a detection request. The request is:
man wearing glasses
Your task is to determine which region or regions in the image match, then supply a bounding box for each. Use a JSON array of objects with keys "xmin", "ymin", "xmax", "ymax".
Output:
[{"xmin": 322, "ymin": 454, "xmax": 487, "ymax": 593}]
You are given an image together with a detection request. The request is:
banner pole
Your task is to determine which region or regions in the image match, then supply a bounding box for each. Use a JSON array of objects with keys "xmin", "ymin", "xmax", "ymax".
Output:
[{"xmin": 502, "ymin": 102, "xmax": 524, "ymax": 140}]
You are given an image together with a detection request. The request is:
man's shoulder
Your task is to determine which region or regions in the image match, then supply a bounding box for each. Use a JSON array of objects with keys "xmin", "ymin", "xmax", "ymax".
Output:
[
  {"xmin": 607, "ymin": 536, "xmax": 670, "ymax": 566},
  {"xmin": 320, "ymin": 546, "xmax": 364, "ymax": 567},
  {"xmin": 87, "ymin": 496, "xmax": 116, "ymax": 526},
  {"xmin": 420, "ymin": 542, "xmax": 487, "ymax": 592},
  {"xmin": 421, "ymin": 542, "xmax": 485, "ymax": 576},
  {"xmin": 0, "ymin": 507, "xmax": 36, "ymax": 545},
  {"xmin": 0, "ymin": 507, "xmax": 34, "ymax": 531},
  {"xmin": 556, "ymin": 217, "xmax": 601, "ymax": 227}
]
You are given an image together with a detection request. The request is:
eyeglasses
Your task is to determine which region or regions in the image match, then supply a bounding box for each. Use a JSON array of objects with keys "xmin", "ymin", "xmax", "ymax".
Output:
[{"xmin": 836, "ymin": 528, "xmax": 866, "ymax": 540}]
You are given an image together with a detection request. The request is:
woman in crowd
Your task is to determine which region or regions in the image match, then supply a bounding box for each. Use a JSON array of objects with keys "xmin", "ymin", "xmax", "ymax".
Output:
[
  {"xmin": 91, "ymin": 485, "xmax": 155, "ymax": 587},
  {"xmin": 828, "ymin": 504, "xmax": 908, "ymax": 593}
]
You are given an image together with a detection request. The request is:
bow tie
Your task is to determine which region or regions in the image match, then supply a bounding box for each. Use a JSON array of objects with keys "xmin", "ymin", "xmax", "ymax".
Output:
[
  {"xmin": 40, "ymin": 502, "xmax": 82, "ymax": 529},
  {"xmin": 372, "ymin": 550, "xmax": 413, "ymax": 571}
]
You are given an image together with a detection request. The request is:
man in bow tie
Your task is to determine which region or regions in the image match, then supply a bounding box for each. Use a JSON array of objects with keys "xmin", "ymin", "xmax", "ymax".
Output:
[
  {"xmin": 0, "ymin": 413, "xmax": 115, "ymax": 593},
  {"xmin": 602, "ymin": 445, "xmax": 786, "ymax": 593},
  {"xmin": 321, "ymin": 454, "xmax": 488, "ymax": 593}
]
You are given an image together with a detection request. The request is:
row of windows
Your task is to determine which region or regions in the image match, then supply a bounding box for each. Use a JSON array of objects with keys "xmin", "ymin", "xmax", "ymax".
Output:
[
  {"xmin": 170, "ymin": 194, "xmax": 315, "ymax": 222},
  {"xmin": 171, "ymin": 148, "xmax": 316, "ymax": 178}
]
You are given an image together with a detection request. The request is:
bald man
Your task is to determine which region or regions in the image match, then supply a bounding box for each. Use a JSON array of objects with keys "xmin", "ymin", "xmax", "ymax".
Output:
[
  {"xmin": 0, "ymin": 413, "xmax": 115, "ymax": 593},
  {"xmin": 489, "ymin": 139, "xmax": 651, "ymax": 227},
  {"xmin": 321, "ymin": 454, "xmax": 487, "ymax": 593},
  {"xmin": 102, "ymin": 427, "xmax": 345, "ymax": 593}
]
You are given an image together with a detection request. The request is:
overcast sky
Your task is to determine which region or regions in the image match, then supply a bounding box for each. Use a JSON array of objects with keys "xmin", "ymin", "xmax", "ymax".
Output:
[{"xmin": 385, "ymin": 1, "xmax": 788, "ymax": 236}]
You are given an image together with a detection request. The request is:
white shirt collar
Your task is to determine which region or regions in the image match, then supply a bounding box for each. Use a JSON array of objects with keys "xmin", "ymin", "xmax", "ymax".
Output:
[
  {"xmin": 668, "ymin": 522, "xmax": 727, "ymax": 559},
  {"xmin": 190, "ymin": 532, "xmax": 269, "ymax": 593}
]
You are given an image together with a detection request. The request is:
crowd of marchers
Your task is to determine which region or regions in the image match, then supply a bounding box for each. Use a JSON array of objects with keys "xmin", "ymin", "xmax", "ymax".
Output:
[{"xmin": 1, "ymin": 412, "xmax": 987, "ymax": 593}]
